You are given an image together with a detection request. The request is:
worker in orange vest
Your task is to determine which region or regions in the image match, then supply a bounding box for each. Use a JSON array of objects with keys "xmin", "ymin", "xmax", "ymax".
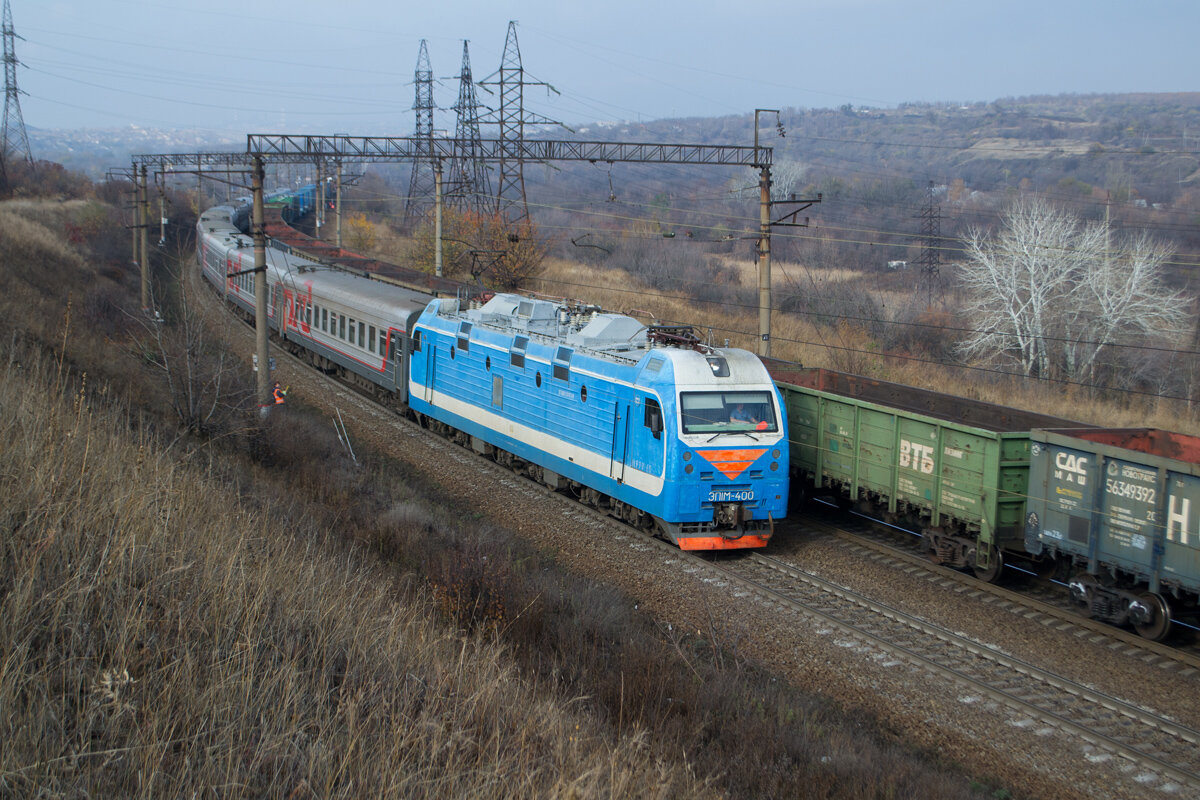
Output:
[{"xmin": 273, "ymin": 381, "xmax": 287, "ymax": 405}]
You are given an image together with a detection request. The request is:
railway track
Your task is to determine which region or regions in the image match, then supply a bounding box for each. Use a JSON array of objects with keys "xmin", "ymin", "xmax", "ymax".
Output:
[
  {"xmin": 701, "ymin": 549, "xmax": 1200, "ymax": 793},
  {"xmin": 784, "ymin": 505, "xmax": 1200, "ymax": 674}
]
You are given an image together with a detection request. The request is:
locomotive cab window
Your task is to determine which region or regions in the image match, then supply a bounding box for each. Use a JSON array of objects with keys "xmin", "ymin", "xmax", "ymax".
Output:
[
  {"xmin": 680, "ymin": 391, "xmax": 777, "ymax": 435},
  {"xmin": 457, "ymin": 321, "xmax": 472, "ymax": 353},
  {"xmin": 411, "ymin": 329, "xmax": 422, "ymax": 352}
]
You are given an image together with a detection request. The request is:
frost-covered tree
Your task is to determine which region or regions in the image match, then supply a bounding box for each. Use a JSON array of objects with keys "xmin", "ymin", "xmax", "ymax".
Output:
[{"xmin": 956, "ymin": 197, "xmax": 1188, "ymax": 386}]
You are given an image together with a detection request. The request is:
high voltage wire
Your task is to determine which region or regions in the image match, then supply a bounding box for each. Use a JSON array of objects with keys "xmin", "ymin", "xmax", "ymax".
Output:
[
  {"xmin": 290, "ymin": 184, "xmax": 1199, "ymax": 362},
  {"xmin": 527, "ymin": 271, "xmax": 1198, "ymax": 404}
]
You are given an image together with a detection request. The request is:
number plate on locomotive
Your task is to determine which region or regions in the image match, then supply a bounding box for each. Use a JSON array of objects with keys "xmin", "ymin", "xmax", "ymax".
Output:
[{"xmin": 707, "ymin": 490, "xmax": 754, "ymax": 503}]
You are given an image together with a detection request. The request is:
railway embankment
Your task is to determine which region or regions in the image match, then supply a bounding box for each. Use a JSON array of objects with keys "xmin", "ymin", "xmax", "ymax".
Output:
[{"xmin": 0, "ymin": 196, "xmax": 997, "ymax": 799}]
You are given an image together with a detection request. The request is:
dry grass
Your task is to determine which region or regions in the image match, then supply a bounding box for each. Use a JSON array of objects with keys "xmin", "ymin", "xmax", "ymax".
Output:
[{"xmin": 0, "ymin": 345, "xmax": 708, "ymax": 799}]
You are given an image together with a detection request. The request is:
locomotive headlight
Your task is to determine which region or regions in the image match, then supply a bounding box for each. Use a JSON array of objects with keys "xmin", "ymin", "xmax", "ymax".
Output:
[
  {"xmin": 685, "ymin": 464, "xmax": 694, "ymax": 474},
  {"xmin": 772, "ymin": 449, "xmax": 781, "ymax": 460},
  {"xmin": 682, "ymin": 451, "xmax": 692, "ymax": 461},
  {"xmin": 770, "ymin": 462, "xmax": 779, "ymax": 471}
]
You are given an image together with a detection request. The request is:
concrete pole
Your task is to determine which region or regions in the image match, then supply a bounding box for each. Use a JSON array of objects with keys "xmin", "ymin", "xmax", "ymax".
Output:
[
  {"xmin": 130, "ymin": 162, "xmax": 139, "ymax": 269},
  {"xmin": 158, "ymin": 169, "xmax": 167, "ymax": 247},
  {"xmin": 315, "ymin": 158, "xmax": 323, "ymax": 239},
  {"xmin": 434, "ymin": 159, "xmax": 443, "ymax": 277},
  {"xmin": 139, "ymin": 164, "xmax": 150, "ymax": 313},
  {"xmin": 252, "ymin": 156, "xmax": 271, "ymax": 410},
  {"xmin": 335, "ymin": 160, "xmax": 343, "ymax": 249},
  {"xmin": 757, "ymin": 165, "xmax": 771, "ymax": 358}
]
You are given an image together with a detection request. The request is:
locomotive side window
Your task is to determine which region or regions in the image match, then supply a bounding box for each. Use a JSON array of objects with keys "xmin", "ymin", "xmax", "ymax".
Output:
[
  {"xmin": 412, "ymin": 330, "xmax": 422, "ymax": 352},
  {"xmin": 510, "ymin": 335, "xmax": 528, "ymax": 368},
  {"xmin": 644, "ymin": 398, "xmax": 663, "ymax": 439},
  {"xmin": 457, "ymin": 322, "xmax": 472, "ymax": 353},
  {"xmin": 553, "ymin": 347, "xmax": 573, "ymax": 381}
]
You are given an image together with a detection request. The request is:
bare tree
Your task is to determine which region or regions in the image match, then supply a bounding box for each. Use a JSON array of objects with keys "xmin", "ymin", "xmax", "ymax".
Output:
[
  {"xmin": 132, "ymin": 249, "xmax": 252, "ymax": 436},
  {"xmin": 1060, "ymin": 229, "xmax": 1188, "ymax": 385},
  {"xmin": 956, "ymin": 197, "xmax": 1188, "ymax": 387}
]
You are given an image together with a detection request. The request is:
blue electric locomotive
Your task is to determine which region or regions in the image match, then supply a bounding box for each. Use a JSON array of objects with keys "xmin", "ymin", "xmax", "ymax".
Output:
[{"xmin": 408, "ymin": 292, "xmax": 789, "ymax": 549}]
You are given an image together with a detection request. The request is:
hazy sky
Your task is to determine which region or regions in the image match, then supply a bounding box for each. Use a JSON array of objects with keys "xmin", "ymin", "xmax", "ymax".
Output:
[{"xmin": 14, "ymin": 0, "xmax": 1200, "ymax": 133}]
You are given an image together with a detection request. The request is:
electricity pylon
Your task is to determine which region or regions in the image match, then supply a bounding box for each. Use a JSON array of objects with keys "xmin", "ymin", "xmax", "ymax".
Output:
[
  {"xmin": 1, "ymin": 0, "xmax": 33, "ymax": 176},
  {"xmin": 447, "ymin": 40, "xmax": 491, "ymax": 215},
  {"xmin": 479, "ymin": 21, "xmax": 566, "ymax": 225},
  {"xmin": 404, "ymin": 39, "xmax": 437, "ymax": 224}
]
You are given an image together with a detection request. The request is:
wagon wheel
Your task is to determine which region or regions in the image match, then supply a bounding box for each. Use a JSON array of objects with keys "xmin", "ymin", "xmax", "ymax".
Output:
[
  {"xmin": 1133, "ymin": 592, "xmax": 1173, "ymax": 642},
  {"xmin": 971, "ymin": 541, "xmax": 1004, "ymax": 583}
]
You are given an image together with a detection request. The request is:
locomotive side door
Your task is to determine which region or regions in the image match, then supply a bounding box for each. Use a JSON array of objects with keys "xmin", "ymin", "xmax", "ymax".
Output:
[{"xmin": 610, "ymin": 401, "xmax": 630, "ymax": 483}]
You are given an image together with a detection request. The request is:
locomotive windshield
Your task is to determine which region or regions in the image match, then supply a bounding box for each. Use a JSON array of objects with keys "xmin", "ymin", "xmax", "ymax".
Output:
[{"xmin": 680, "ymin": 391, "xmax": 778, "ymax": 435}]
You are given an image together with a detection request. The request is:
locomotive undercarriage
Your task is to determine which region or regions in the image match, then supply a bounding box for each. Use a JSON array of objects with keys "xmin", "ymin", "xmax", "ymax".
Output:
[
  {"xmin": 415, "ymin": 412, "xmax": 658, "ymax": 531},
  {"xmin": 414, "ymin": 412, "xmax": 768, "ymax": 546}
]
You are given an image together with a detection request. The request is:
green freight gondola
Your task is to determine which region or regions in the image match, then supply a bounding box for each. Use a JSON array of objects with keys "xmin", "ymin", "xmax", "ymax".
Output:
[{"xmin": 768, "ymin": 365, "xmax": 1079, "ymax": 581}]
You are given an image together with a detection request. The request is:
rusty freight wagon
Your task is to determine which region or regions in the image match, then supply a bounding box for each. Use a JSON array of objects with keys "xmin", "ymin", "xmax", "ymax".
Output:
[
  {"xmin": 1024, "ymin": 428, "xmax": 1200, "ymax": 640},
  {"xmin": 768, "ymin": 366, "xmax": 1079, "ymax": 582}
]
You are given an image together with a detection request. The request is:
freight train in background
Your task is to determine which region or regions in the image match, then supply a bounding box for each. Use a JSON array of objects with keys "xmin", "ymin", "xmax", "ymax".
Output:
[
  {"xmin": 196, "ymin": 189, "xmax": 789, "ymax": 551},
  {"xmin": 199, "ymin": 186, "xmax": 1200, "ymax": 641}
]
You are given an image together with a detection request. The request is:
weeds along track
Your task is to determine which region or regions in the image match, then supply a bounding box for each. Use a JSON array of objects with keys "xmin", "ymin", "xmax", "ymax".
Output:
[
  {"xmin": 707, "ymin": 550, "xmax": 1200, "ymax": 793},
  {"xmin": 785, "ymin": 507, "xmax": 1200, "ymax": 670}
]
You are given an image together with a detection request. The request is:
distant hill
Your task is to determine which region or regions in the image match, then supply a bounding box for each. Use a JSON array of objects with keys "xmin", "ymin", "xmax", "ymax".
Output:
[
  {"xmin": 30, "ymin": 93, "xmax": 1200, "ymax": 271},
  {"xmin": 28, "ymin": 126, "xmax": 242, "ymax": 178},
  {"xmin": 568, "ymin": 92, "xmax": 1200, "ymax": 206}
]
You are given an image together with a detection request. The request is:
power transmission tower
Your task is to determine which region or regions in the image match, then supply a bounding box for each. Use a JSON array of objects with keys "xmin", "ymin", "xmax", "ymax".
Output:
[
  {"xmin": 915, "ymin": 180, "xmax": 943, "ymax": 308},
  {"xmin": 479, "ymin": 21, "xmax": 565, "ymax": 225},
  {"xmin": 1, "ymin": 0, "xmax": 33, "ymax": 180},
  {"xmin": 447, "ymin": 40, "xmax": 491, "ymax": 215},
  {"xmin": 404, "ymin": 39, "xmax": 437, "ymax": 224}
]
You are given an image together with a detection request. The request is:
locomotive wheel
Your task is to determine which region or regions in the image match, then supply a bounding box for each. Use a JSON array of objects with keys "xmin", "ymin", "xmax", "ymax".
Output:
[
  {"xmin": 1133, "ymin": 592, "xmax": 1172, "ymax": 641},
  {"xmin": 972, "ymin": 542, "xmax": 1004, "ymax": 583}
]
